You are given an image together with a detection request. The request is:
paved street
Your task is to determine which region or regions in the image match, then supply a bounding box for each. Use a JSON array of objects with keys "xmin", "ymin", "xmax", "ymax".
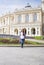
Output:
[{"xmin": 0, "ymin": 47, "xmax": 44, "ymax": 65}]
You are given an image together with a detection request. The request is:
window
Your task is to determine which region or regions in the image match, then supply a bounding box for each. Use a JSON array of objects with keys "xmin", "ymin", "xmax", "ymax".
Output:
[
  {"xmin": 3, "ymin": 19, "xmax": 5, "ymax": 24},
  {"xmin": 33, "ymin": 13, "xmax": 37, "ymax": 22},
  {"xmin": 25, "ymin": 14, "xmax": 29, "ymax": 22},
  {"xmin": 18, "ymin": 15, "xmax": 21, "ymax": 23},
  {"xmin": 14, "ymin": 29, "xmax": 18, "ymax": 35},
  {"xmin": 3, "ymin": 28, "xmax": 4, "ymax": 33},
  {"xmin": 2, "ymin": 18, "xmax": 5, "ymax": 24},
  {"xmin": 31, "ymin": 28, "xmax": 35, "ymax": 35},
  {"xmin": 3, "ymin": 28, "xmax": 7, "ymax": 34}
]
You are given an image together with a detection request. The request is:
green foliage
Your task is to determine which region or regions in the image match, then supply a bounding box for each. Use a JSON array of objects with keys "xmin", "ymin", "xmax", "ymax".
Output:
[
  {"xmin": 35, "ymin": 36, "xmax": 44, "ymax": 40},
  {"xmin": 0, "ymin": 38, "xmax": 19, "ymax": 44},
  {"xmin": 42, "ymin": 36, "xmax": 44, "ymax": 39},
  {"xmin": 25, "ymin": 40, "xmax": 40, "ymax": 45},
  {"xmin": 0, "ymin": 38, "xmax": 43, "ymax": 45}
]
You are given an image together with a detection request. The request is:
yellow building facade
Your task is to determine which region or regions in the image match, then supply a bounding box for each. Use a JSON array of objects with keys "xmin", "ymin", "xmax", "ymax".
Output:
[{"xmin": 0, "ymin": 0, "xmax": 44, "ymax": 36}]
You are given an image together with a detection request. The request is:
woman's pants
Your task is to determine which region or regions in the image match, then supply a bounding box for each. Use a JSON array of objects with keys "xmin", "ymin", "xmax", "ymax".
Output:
[{"xmin": 20, "ymin": 39, "xmax": 25, "ymax": 48}]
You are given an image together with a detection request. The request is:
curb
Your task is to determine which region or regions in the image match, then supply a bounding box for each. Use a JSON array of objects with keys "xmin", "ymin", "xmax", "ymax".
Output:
[{"xmin": 0, "ymin": 45, "xmax": 44, "ymax": 47}]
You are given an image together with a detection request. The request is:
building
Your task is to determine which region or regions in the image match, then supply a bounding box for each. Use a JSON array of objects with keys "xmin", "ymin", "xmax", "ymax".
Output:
[{"xmin": 0, "ymin": 0, "xmax": 44, "ymax": 37}]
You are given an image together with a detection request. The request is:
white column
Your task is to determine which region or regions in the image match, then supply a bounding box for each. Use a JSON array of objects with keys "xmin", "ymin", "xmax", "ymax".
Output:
[
  {"xmin": 30, "ymin": 28, "xmax": 32, "ymax": 36},
  {"xmin": 14, "ymin": 14, "xmax": 16, "ymax": 24},
  {"xmin": 35, "ymin": 28, "xmax": 37, "ymax": 36},
  {"xmin": 42, "ymin": 0, "xmax": 44, "ymax": 10},
  {"xmin": 8, "ymin": 16, "xmax": 10, "ymax": 34},
  {"xmin": 7, "ymin": 16, "xmax": 10, "ymax": 25},
  {"xmin": 39, "ymin": 27, "xmax": 42, "ymax": 36}
]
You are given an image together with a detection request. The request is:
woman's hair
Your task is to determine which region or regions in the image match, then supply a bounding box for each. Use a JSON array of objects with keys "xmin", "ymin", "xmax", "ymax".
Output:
[{"xmin": 21, "ymin": 29, "xmax": 26, "ymax": 36}]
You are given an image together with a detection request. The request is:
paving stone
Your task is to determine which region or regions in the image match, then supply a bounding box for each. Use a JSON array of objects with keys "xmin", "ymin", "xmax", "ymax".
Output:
[{"xmin": 0, "ymin": 47, "xmax": 44, "ymax": 65}]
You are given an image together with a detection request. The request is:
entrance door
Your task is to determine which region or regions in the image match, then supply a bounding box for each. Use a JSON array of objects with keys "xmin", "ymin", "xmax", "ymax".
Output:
[
  {"xmin": 22, "ymin": 28, "xmax": 27, "ymax": 35},
  {"xmin": 31, "ymin": 28, "xmax": 35, "ymax": 35}
]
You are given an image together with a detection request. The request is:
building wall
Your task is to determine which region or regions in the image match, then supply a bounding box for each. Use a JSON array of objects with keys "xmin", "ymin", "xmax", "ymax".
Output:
[
  {"xmin": 0, "ymin": 8, "xmax": 43, "ymax": 36},
  {"xmin": 42, "ymin": 0, "xmax": 44, "ymax": 10},
  {"xmin": 10, "ymin": 9, "xmax": 42, "ymax": 36}
]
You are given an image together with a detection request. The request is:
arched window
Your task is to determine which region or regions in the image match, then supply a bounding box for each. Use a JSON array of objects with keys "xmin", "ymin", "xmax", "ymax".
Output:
[
  {"xmin": 14, "ymin": 29, "xmax": 18, "ymax": 35},
  {"xmin": 22, "ymin": 28, "xmax": 27, "ymax": 35},
  {"xmin": 18, "ymin": 15, "xmax": 21, "ymax": 23},
  {"xmin": 25, "ymin": 14, "xmax": 29, "ymax": 22},
  {"xmin": 31, "ymin": 28, "xmax": 35, "ymax": 35},
  {"xmin": 33, "ymin": 13, "xmax": 37, "ymax": 22}
]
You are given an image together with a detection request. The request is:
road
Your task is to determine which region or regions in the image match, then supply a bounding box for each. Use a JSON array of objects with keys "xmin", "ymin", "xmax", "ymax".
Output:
[{"xmin": 0, "ymin": 47, "xmax": 44, "ymax": 65}]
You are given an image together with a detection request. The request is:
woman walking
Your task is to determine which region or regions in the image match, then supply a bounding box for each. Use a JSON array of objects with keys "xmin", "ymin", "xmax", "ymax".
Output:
[{"xmin": 20, "ymin": 30, "xmax": 25, "ymax": 48}]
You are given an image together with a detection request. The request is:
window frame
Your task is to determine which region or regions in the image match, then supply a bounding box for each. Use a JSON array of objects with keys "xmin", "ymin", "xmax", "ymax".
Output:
[
  {"xmin": 25, "ymin": 14, "xmax": 29, "ymax": 22},
  {"xmin": 18, "ymin": 15, "xmax": 21, "ymax": 23},
  {"xmin": 33, "ymin": 13, "xmax": 37, "ymax": 22}
]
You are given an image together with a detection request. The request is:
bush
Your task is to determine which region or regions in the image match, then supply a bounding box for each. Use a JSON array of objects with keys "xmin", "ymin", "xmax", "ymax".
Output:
[
  {"xmin": 0, "ymin": 38, "xmax": 10, "ymax": 43},
  {"xmin": 29, "ymin": 41, "xmax": 40, "ymax": 45},
  {"xmin": 9, "ymin": 39, "xmax": 19, "ymax": 44},
  {"xmin": 42, "ymin": 36, "xmax": 44, "ymax": 40},
  {"xmin": 35, "ymin": 36, "xmax": 44, "ymax": 40},
  {"xmin": 25, "ymin": 40, "xmax": 30, "ymax": 44},
  {"xmin": 0, "ymin": 38, "xmax": 42, "ymax": 45},
  {"xmin": 25, "ymin": 40, "xmax": 40, "ymax": 45},
  {"xmin": 0, "ymin": 38, "xmax": 19, "ymax": 44}
]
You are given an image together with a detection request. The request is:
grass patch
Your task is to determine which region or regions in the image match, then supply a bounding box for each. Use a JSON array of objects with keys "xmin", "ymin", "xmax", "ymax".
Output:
[
  {"xmin": 0, "ymin": 38, "xmax": 43, "ymax": 45},
  {"xmin": 0, "ymin": 38, "xmax": 19, "ymax": 44},
  {"xmin": 0, "ymin": 42, "xmax": 20, "ymax": 46},
  {"xmin": 35, "ymin": 36, "xmax": 44, "ymax": 40},
  {"xmin": 25, "ymin": 40, "xmax": 40, "ymax": 45}
]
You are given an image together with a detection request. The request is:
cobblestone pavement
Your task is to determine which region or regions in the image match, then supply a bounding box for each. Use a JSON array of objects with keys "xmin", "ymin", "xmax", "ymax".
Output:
[{"xmin": 0, "ymin": 47, "xmax": 44, "ymax": 65}]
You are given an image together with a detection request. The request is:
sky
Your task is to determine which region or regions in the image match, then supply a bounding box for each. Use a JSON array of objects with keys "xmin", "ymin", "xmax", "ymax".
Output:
[{"xmin": 0, "ymin": 0, "xmax": 41, "ymax": 16}]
